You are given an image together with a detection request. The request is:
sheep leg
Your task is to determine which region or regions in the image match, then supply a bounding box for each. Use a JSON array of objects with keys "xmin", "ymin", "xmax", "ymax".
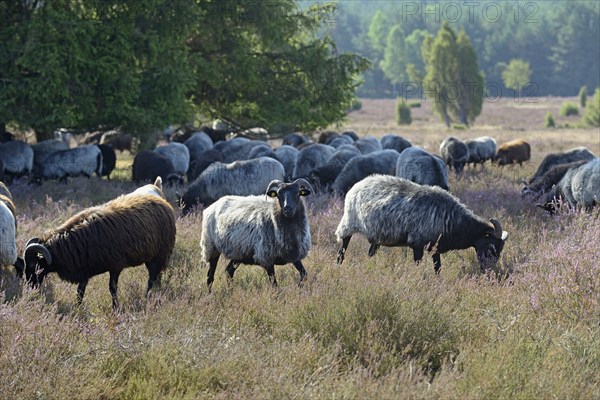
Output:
[
  {"xmin": 76, "ymin": 281, "xmax": 87, "ymax": 305},
  {"xmin": 337, "ymin": 236, "xmax": 352, "ymax": 264},
  {"xmin": 264, "ymin": 265, "xmax": 278, "ymax": 287},
  {"xmin": 412, "ymin": 247, "xmax": 424, "ymax": 264},
  {"xmin": 207, "ymin": 255, "xmax": 220, "ymax": 291},
  {"xmin": 109, "ymin": 270, "xmax": 121, "ymax": 309},
  {"xmin": 292, "ymin": 261, "xmax": 307, "ymax": 285},
  {"xmin": 146, "ymin": 260, "xmax": 163, "ymax": 293},
  {"xmin": 368, "ymin": 242, "xmax": 380, "ymax": 257},
  {"xmin": 225, "ymin": 260, "xmax": 239, "ymax": 281},
  {"xmin": 432, "ymin": 253, "xmax": 442, "ymax": 274}
]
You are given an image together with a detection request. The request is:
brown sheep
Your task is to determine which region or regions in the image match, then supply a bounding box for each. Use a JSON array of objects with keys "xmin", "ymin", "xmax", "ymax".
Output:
[
  {"xmin": 23, "ymin": 193, "xmax": 176, "ymax": 308},
  {"xmin": 494, "ymin": 139, "xmax": 531, "ymax": 166}
]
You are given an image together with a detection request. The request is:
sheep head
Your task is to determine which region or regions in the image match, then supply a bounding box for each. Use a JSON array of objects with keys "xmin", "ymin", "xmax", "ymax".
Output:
[
  {"xmin": 474, "ymin": 219, "xmax": 508, "ymax": 271},
  {"xmin": 23, "ymin": 238, "xmax": 52, "ymax": 287},
  {"xmin": 266, "ymin": 179, "xmax": 313, "ymax": 219}
]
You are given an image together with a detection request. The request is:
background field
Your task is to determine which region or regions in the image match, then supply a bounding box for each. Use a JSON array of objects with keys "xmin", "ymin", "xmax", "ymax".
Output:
[{"xmin": 1, "ymin": 98, "xmax": 599, "ymax": 399}]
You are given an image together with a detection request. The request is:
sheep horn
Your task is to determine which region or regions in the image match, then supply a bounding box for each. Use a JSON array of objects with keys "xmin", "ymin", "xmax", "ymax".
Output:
[
  {"xmin": 489, "ymin": 219, "xmax": 504, "ymax": 239},
  {"xmin": 25, "ymin": 243, "xmax": 52, "ymax": 265},
  {"xmin": 292, "ymin": 178, "xmax": 314, "ymax": 194},
  {"xmin": 266, "ymin": 180, "xmax": 283, "ymax": 195},
  {"xmin": 25, "ymin": 237, "xmax": 40, "ymax": 247}
]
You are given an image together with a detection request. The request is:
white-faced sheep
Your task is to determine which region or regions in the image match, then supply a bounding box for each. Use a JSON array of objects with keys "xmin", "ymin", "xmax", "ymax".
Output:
[
  {"xmin": 331, "ymin": 149, "xmax": 400, "ymax": 196},
  {"xmin": 335, "ymin": 175, "xmax": 508, "ymax": 272},
  {"xmin": 201, "ymin": 179, "xmax": 313, "ymax": 290},
  {"xmin": 540, "ymin": 158, "xmax": 600, "ymax": 213},
  {"xmin": 178, "ymin": 157, "xmax": 285, "ymax": 215},
  {"xmin": 440, "ymin": 136, "xmax": 469, "ymax": 174},
  {"xmin": 155, "ymin": 142, "xmax": 190, "ymax": 177},
  {"xmin": 396, "ymin": 147, "xmax": 449, "ymax": 190},
  {"xmin": 23, "ymin": 192, "xmax": 176, "ymax": 308},
  {"xmin": 465, "ymin": 136, "xmax": 497, "ymax": 168},
  {"xmin": 35, "ymin": 145, "xmax": 102, "ymax": 183}
]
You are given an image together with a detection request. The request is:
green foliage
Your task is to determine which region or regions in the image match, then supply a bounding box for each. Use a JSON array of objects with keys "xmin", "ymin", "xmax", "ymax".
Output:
[
  {"xmin": 579, "ymin": 86, "xmax": 587, "ymax": 108},
  {"xmin": 582, "ymin": 88, "xmax": 600, "ymax": 127},
  {"xmin": 502, "ymin": 59, "xmax": 532, "ymax": 93},
  {"xmin": 349, "ymin": 98, "xmax": 362, "ymax": 111},
  {"xmin": 380, "ymin": 25, "xmax": 407, "ymax": 85},
  {"xmin": 452, "ymin": 124, "xmax": 467, "ymax": 130},
  {"xmin": 395, "ymin": 98, "xmax": 412, "ymax": 125},
  {"xmin": 545, "ymin": 112, "xmax": 556, "ymax": 128},
  {"xmin": 408, "ymin": 101, "xmax": 421, "ymax": 108},
  {"xmin": 423, "ymin": 23, "xmax": 483, "ymax": 127},
  {"xmin": 367, "ymin": 10, "xmax": 391, "ymax": 53},
  {"xmin": 559, "ymin": 103, "xmax": 579, "ymax": 116}
]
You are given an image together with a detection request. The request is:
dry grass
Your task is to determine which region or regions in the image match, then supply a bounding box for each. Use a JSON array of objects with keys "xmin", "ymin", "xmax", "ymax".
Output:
[{"xmin": 1, "ymin": 98, "xmax": 599, "ymax": 399}]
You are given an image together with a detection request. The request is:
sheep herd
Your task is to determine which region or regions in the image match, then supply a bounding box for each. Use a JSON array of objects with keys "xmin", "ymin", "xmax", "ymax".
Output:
[{"xmin": 0, "ymin": 127, "xmax": 598, "ymax": 308}]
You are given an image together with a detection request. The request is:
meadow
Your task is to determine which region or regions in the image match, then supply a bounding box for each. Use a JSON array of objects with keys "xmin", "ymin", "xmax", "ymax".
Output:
[{"xmin": 1, "ymin": 97, "xmax": 599, "ymax": 399}]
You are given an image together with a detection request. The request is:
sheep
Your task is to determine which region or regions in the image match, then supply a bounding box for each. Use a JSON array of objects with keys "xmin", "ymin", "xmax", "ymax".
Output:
[
  {"xmin": 23, "ymin": 192, "xmax": 176, "ymax": 308},
  {"xmin": 494, "ymin": 139, "xmax": 531, "ymax": 166},
  {"xmin": 341, "ymin": 130, "xmax": 359, "ymax": 142},
  {"xmin": 0, "ymin": 181, "xmax": 22, "ymax": 277},
  {"xmin": 214, "ymin": 137, "xmax": 266, "ymax": 163},
  {"xmin": 184, "ymin": 131, "xmax": 214, "ymax": 165},
  {"xmin": 309, "ymin": 148, "xmax": 360, "ymax": 190},
  {"xmin": 335, "ymin": 175, "xmax": 508, "ymax": 272},
  {"xmin": 318, "ymin": 130, "xmax": 340, "ymax": 144},
  {"xmin": 527, "ymin": 147, "xmax": 595, "ymax": 184},
  {"xmin": 328, "ymin": 135, "xmax": 354, "ymax": 148},
  {"xmin": 521, "ymin": 160, "xmax": 589, "ymax": 199},
  {"xmin": 292, "ymin": 143, "xmax": 335, "ymax": 180},
  {"xmin": 247, "ymin": 143, "xmax": 277, "ymax": 160},
  {"xmin": 440, "ymin": 136, "xmax": 469, "ymax": 174},
  {"xmin": 97, "ymin": 144, "xmax": 116, "ymax": 179},
  {"xmin": 178, "ymin": 157, "xmax": 285, "ymax": 215},
  {"xmin": 381, "ymin": 134, "xmax": 412, "ymax": 154},
  {"xmin": 36, "ymin": 145, "xmax": 102, "ymax": 183},
  {"xmin": 282, "ymin": 133, "xmax": 310, "ymax": 148},
  {"xmin": 0, "ymin": 140, "xmax": 34, "ymax": 179},
  {"xmin": 131, "ymin": 177, "xmax": 166, "ymax": 199},
  {"xmin": 201, "ymin": 178, "xmax": 313, "ymax": 290},
  {"xmin": 274, "ymin": 145, "xmax": 299, "ymax": 181},
  {"xmin": 187, "ymin": 149, "xmax": 223, "ymax": 182},
  {"xmin": 354, "ymin": 136, "xmax": 382, "ymax": 154},
  {"xmin": 155, "ymin": 142, "xmax": 190, "ymax": 176},
  {"xmin": 132, "ymin": 150, "xmax": 184, "ymax": 186},
  {"xmin": 100, "ymin": 130, "xmax": 136, "ymax": 153},
  {"xmin": 331, "ymin": 149, "xmax": 400, "ymax": 196},
  {"xmin": 31, "ymin": 139, "xmax": 70, "ymax": 178},
  {"xmin": 540, "ymin": 158, "xmax": 600, "ymax": 212},
  {"xmin": 465, "ymin": 136, "xmax": 497, "ymax": 168},
  {"xmin": 396, "ymin": 147, "xmax": 449, "ymax": 191}
]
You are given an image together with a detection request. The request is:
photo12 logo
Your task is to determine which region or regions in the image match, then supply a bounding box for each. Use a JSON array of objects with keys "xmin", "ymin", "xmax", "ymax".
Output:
[{"xmin": 400, "ymin": 1, "xmax": 539, "ymax": 24}]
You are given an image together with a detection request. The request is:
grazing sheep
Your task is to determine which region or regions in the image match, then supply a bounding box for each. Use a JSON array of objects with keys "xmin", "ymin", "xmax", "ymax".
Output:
[
  {"xmin": 396, "ymin": 147, "xmax": 449, "ymax": 190},
  {"xmin": 341, "ymin": 130, "xmax": 359, "ymax": 142},
  {"xmin": 381, "ymin": 134, "xmax": 412, "ymax": 154},
  {"xmin": 23, "ymin": 192, "xmax": 176, "ymax": 307},
  {"xmin": 318, "ymin": 130, "xmax": 340, "ymax": 145},
  {"xmin": 521, "ymin": 160, "xmax": 589, "ymax": 199},
  {"xmin": 309, "ymin": 149, "xmax": 360, "ymax": 190},
  {"xmin": 37, "ymin": 145, "xmax": 102, "ymax": 183},
  {"xmin": 214, "ymin": 138, "xmax": 266, "ymax": 163},
  {"xmin": 247, "ymin": 143, "xmax": 277, "ymax": 160},
  {"xmin": 0, "ymin": 182, "xmax": 21, "ymax": 276},
  {"xmin": 331, "ymin": 150, "xmax": 400, "ymax": 196},
  {"xmin": 31, "ymin": 139, "xmax": 70, "ymax": 177},
  {"xmin": 155, "ymin": 142, "xmax": 190, "ymax": 176},
  {"xmin": 0, "ymin": 140, "xmax": 34, "ymax": 178},
  {"xmin": 335, "ymin": 175, "xmax": 508, "ymax": 272},
  {"xmin": 440, "ymin": 136, "xmax": 469, "ymax": 174},
  {"xmin": 100, "ymin": 130, "xmax": 136, "ymax": 153},
  {"xmin": 184, "ymin": 131, "xmax": 214, "ymax": 164},
  {"xmin": 540, "ymin": 158, "xmax": 600, "ymax": 212},
  {"xmin": 494, "ymin": 139, "xmax": 531, "ymax": 166},
  {"xmin": 527, "ymin": 147, "xmax": 595, "ymax": 184},
  {"xmin": 201, "ymin": 179, "xmax": 313, "ymax": 290},
  {"xmin": 132, "ymin": 150, "xmax": 183, "ymax": 185},
  {"xmin": 178, "ymin": 157, "xmax": 285, "ymax": 215},
  {"xmin": 282, "ymin": 133, "xmax": 310, "ymax": 148},
  {"xmin": 354, "ymin": 136, "xmax": 382, "ymax": 154},
  {"xmin": 97, "ymin": 144, "xmax": 117, "ymax": 179},
  {"xmin": 292, "ymin": 143, "xmax": 335, "ymax": 180},
  {"xmin": 274, "ymin": 145, "xmax": 299, "ymax": 181},
  {"xmin": 187, "ymin": 149, "xmax": 223, "ymax": 182},
  {"xmin": 465, "ymin": 136, "xmax": 497, "ymax": 168}
]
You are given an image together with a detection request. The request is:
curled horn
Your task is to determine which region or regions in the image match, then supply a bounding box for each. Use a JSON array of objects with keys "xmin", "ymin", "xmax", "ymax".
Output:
[
  {"xmin": 25, "ymin": 243, "xmax": 52, "ymax": 265},
  {"xmin": 292, "ymin": 178, "xmax": 314, "ymax": 195},
  {"xmin": 489, "ymin": 219, "xmax": 505, "ymax": 239},
  {"xmin": 25, "ymin": 237, "xmax": 40, "ymax": 247},
  {"xmin": 265, "ymin": 180, "xmax": 283, "ymax": 199}
]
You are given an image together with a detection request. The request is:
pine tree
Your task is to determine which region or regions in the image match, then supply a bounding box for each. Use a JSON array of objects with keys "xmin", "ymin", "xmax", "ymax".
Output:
[{"xmin": 453, "ymin": 30, "xmax": 484, "ymax": 126}]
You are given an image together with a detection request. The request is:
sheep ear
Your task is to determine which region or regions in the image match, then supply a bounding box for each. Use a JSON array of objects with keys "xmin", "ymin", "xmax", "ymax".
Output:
[{"xmin": 153, "ymin": 176, "xmax": 163, "ymax": 191}]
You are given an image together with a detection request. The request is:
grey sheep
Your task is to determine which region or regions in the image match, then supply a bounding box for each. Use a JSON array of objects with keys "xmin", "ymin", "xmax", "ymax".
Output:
[
  {"xmin": 247, "ymin": 143, "xmax": 277, "ymax": 160},
  {"xmin": 341, "ymin": 130, "xmax": 359, "ymax": 142},
  {"xmin": 0, "ymin": 182, "xmax": 21, "ymax": 276},
  {"xmin": 178, "ymin": 157, "xmax": 285, "ymax": 215},
  {"xmin": 396, "ymin": 147, "xmax": 449, "ymax": 190},
  {"xmin": 521, "ymin": 159, "xmax": 589, "ymax": 199},
  {"xmin": 440, "ymin": 136, "xmax": 469, "ymax": 174},
  {"xmin": 331, "ymin": 149, "xmax": 400, "ymax": 196},
  {"xmin": 274, "ymin": 145, "xmax": 299, "ymax": 181},
  {"xmin": 23, "ymin": 192, "xmax": 176, "ymax": 308},
  {"xmin": 37, "ymin": 145, "xmax": 102, "ymax": 183},
  {"xmin": 184, "ymin": 131, "xmax": 214, "ymax": 165},
  {"xmin": 201, "ymin": 179, "xmax": 313, "ymax": 290},
  {"xmin": 381, "ymin": 134, "xmax": 412, "ymax": 154},
  {"xmin": 309, "ymin": 148, "xmax": 360, "ymax": 190},
  {"xmin": 354, "ymin": 136, "xmax": 382, "ymax": 154},
  {"xmin": 527, "ymin": 147, "xmax": 595, "ymax": 184},
  {"xmin": 292, "ymin": 143, "xmax": 335, "ymax": 180},
  {"xmin": 335, "ymin": 175, "xmax": 508, "ymax": 272},
  {"xmin": 328, "ymin": 135, "xmax": 354, "ymax": 148},
  {"xmin": 215, "ymin": 138, "xmax": 266, "ymax": 163},
  {"xmin": 155, "ymin": 142, "xmax": 190, "ymax": 176},
  {"xmin": 541, "ymin": 158, "xmax": 600, "ymax": 212},
  {"xmin": 31, "ymin": 140, "xmax": 70, "ymax": 177},
  {"xmin": 0, "ymin": 140, "xmax": 34, "ymax": 178},
  {"xmin": 465, "ymin": 136, "xmax": 497, "ymax": 168},
  {"xmin": 282, "ymin": 133, "xmax": 310, "ymax": 148}
]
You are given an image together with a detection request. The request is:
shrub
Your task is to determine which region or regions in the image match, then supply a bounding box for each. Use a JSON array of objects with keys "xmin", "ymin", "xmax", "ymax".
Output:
[
  {"xmin": 452, "ymin": 123, "xmax": 467, "ymax": 130},
  {"xmin": 545, "ymin": 112, "xmax": 556, "ymax": 128},
  {"xmin": 582, "ymin": 88, "xmax": 600, "ymax": 127},
  {"xmin": 579, "ymin": 86, "xmax": 587, "ymax": 108},
  {"xmin": 408, "ymin": 101, "xmax": 422, "ymax": 108},
  {"xmin": 349, "ymin": 98, "xmax": 362, "ymax": 112},
  {"xmin": 559, "ymin": 102, "xmax": 579, "ymax": 117},
  {"xmin": 395, "ymin": 98, "xmax": 412, "ymax": 125}
]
